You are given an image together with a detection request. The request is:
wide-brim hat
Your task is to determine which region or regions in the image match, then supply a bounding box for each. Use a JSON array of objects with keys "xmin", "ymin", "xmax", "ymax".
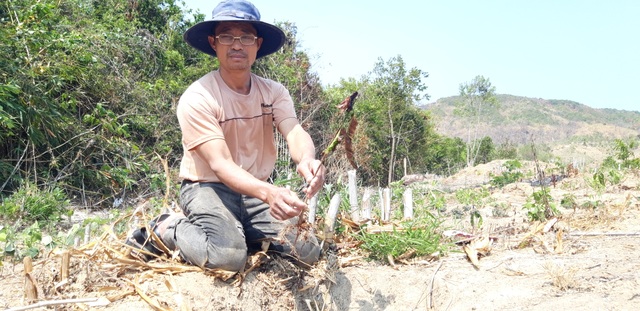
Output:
[{"xmin": 183, "ymin": 0, "xmax": 286, "ymax": 59}]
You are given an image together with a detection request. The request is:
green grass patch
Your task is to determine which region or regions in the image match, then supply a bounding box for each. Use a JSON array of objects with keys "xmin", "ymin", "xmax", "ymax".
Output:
[{"xmin": 356, "ymin": 216, "xmax": 449, "ymax": 262}]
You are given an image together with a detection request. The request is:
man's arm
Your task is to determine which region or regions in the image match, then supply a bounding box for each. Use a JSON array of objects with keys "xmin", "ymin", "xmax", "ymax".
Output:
[
  {"xmin": 278, "ymin": 118, "xmax": 325, "ymax": 198},
  {"xmin": 195, "ymin": 139, "xmax": 305, "ymax": 220}
]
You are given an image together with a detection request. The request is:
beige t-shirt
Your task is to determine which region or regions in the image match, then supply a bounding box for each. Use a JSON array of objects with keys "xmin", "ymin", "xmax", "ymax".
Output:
[{"xmin": 176, "ymin": 71, "xmax": 297, "ymax": 182}]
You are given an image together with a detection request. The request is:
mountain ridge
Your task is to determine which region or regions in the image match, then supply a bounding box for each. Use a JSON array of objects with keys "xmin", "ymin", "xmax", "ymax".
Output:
[{"xmin": 421, "ymin": 94, "xmax": 640, "ymax": 145}]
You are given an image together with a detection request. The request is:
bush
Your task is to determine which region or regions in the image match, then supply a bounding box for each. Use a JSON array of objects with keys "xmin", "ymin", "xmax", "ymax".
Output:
[
  {"xmin": 0, "ymin": 183, "xmax": 70, "ymax": 222},
  {"xmin": 560, "ymin": 193, "xmax": 577, "ymax": 210},
  {"xmin": 523, "ymin": 189, "xmax": 558, "ymax": 221},
  {"xmin": 490, "ymin": 160, "xmax": 523, "ymax": 188}
]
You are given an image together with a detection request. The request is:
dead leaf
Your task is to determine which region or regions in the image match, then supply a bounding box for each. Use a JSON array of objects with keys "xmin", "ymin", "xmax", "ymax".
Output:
[
  {"xmin": 463, "ymin": 244, "xmax": 480, "ymax": 268},
  {"xmin": 463, "ymin": 236, "xmax": 493, "ymax": 269}
]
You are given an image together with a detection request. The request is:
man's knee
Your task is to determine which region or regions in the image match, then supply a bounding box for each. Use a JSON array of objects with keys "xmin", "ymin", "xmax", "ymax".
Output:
[{"xmin": 204, "ymin": 245, "xmax": 247, "ymax": 272}]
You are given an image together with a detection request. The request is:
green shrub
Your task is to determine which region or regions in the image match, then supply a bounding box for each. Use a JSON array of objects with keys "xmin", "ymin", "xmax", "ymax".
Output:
[
  {"xmin": 560, "ymin": 193, "xmax": 577, "ymax": 210},
  {"xmin": 0, "ymin": 183, "xmax": 70, "ymax": 222},
  {"xmin": 599, "ymin": 139, "xmax": 640, "ymax": 171},
  {"xmin": 523, "ymin": 189, "xmax": 558, "ymax": 221},
  {"xmin": 490, "ymin": 160, "xmax": 523, "ymax": 188}
]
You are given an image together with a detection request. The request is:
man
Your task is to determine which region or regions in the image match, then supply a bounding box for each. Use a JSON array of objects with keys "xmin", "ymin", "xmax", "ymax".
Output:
[{"xmin": 126, "ymin": 0, "xmax": 324, "ymax": 272}]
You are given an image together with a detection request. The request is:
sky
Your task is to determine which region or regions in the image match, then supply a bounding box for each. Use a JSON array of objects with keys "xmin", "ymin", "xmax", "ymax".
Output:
[{"xmin": 185, "ymin": 1, "xmax": 640, "ymax": 112}]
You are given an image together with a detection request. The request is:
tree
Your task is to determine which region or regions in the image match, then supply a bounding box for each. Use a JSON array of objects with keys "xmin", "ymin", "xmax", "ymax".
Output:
[
  {"xmin": 424, "ymin": 136, "xmax": 466, "ymax": 176},
  {"xmin": 354, "ymin": 56, "xmax": 433, "ymax": 186},
  {"xmin": 476, "ymin": 136, "xmax": 495, "ymax": 164},
  {"xmin": 455, "ymin": 75, "xmax": 498, "ymax": 167}
]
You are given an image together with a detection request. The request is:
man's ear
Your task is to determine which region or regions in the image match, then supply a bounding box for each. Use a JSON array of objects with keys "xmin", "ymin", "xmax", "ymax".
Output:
[
  {"xmin": 208, "ymin": 36, "xmax": 216, "ymax": 51},
  {"xmin": 256, "ymin": 37, "xmax": 263, "ymax": 50}
]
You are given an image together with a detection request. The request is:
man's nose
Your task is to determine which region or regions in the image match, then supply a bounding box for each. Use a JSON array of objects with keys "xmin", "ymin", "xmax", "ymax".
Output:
[{"xmin": 230, "ymin": 38, "xmax": 244, "ymax": 48}]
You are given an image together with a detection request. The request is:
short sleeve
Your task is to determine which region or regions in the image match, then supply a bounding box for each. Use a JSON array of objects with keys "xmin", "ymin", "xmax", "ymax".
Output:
[
  {"xmin": 266, "ymin": 80, "xmax": 297, "ymax": 127},
  {"xmin": 176, "ymin": 89, "xmax": 225, "ymax": 151}
]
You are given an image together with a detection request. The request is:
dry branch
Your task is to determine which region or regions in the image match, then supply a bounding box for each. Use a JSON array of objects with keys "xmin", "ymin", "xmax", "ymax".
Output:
[
  {"xmin": 6, "ymin": 297, "xmax": 110, "ymax": 311},
  {"xmin": 428, "ymin": 261, "xmax": 444, "ymax": 310}
]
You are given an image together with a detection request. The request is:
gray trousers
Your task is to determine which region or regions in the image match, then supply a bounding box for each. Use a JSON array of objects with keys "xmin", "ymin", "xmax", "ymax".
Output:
[{"xmin": 161, "ymin": 181, "xmax": 321, "ymax": 271}]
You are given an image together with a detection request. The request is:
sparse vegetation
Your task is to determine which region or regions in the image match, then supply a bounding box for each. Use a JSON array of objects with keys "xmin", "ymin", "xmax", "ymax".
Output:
[
  {"xmin": 490, "ymin": 160, "xmax": 524, "ymax": 188},
  {"xmin": 455, "ymin": 187, "xmax": 491, "ymax": 207},
  {"xmin": 491, "ymin": 202, "xmax": 510, "ymax": 217}
]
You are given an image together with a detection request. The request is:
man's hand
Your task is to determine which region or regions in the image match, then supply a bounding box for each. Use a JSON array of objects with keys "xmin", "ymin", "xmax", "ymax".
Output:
[
  {"xmin": 266, "ymin": 187, "xmax": 307, "ymax": 221},
  {"xmin": 267, "ymin": 158, "xmax": 324, "ymax": 220},
  {"xmin": 297, "ymin": 158, "xmax": 325, "ymax": 198}
]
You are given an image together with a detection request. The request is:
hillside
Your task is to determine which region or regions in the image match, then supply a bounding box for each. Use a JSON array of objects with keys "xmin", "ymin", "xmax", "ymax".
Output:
[{"xmin": 422, "ymin": 95, "xmax": 640, "ymax": 146}]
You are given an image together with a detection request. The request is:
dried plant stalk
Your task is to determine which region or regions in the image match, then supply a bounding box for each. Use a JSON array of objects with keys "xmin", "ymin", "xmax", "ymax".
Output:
[{"xmin": 23, "ymin": 256, "xmax": 38, "ymax": 302}]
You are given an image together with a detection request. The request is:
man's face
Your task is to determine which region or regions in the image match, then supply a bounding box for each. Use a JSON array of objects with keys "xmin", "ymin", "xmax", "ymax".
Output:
[{"xmin": 209, "ymin": 22, "xmax": 263, "ymax": 71}]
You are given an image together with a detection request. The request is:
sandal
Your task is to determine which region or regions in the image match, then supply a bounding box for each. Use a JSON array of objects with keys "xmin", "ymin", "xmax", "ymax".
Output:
[{"xmin": 125, "ymin": 214, "xmax": 170, "ymax": 261}]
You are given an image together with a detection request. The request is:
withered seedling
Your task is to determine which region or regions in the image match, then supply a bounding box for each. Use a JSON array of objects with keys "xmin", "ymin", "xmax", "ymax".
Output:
[{"xmin": 276, "ymin": 91, "xmax": 360, "ymax": 261}]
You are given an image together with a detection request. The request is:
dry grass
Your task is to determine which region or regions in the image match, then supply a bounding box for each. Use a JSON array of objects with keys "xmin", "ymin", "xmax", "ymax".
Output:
[
  {"xmin": 566, "ymin": 193, "xmax": 636, "ymax": 231},
  {"xmin": 543, "ymin": 262, "xmax": 578, "ymax": 291},
  {"xmin": 0, "ymin": 211, "xmax": 340, "ymax": 311}
]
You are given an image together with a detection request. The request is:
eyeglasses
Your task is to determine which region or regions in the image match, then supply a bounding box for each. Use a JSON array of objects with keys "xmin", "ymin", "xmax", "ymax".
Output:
[{"xmin": 215, "ymin": 34, "xmax": 258, "ymax": 46}]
